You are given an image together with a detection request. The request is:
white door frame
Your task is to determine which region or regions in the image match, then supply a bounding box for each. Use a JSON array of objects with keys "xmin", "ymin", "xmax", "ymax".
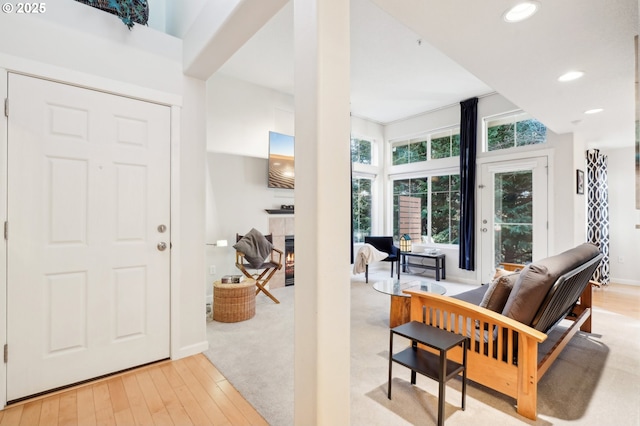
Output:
[
  {"xmin": 0, "ymin": 66, "xmax": 186, "ymax": 409},
  {"xmin": 0, "ymin": 68, "xmax": 9, "ymax": 410},
  {"xmin": 477, "ymin": 152, "xmax": 551, "ymax": 281}
]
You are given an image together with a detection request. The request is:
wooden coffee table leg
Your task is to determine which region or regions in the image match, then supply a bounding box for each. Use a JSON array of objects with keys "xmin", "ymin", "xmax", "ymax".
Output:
[{"xmin": 389, "ymin": 295, "xmax": 411, "ymax": 328}]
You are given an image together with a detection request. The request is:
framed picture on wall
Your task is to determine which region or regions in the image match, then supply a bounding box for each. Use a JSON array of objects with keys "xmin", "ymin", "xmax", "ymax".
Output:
[{"xmin": 576, "ymin": 169, "xmax": 585, "ymax": 194}]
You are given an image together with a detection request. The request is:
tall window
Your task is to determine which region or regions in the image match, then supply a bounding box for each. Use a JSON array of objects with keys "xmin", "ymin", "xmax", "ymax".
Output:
[
  {"xmin": 393, "ymin": 178, "xmax": 428, "ymax": 238},
  {"xmin": 486, "ymin": 112, "xmax": 547, "ymax": 151},
  {"xmin": 431, "ymin": 174, "xmax": 460, "ymax": 244},
  {"xmin": 351, "ymin": 138, "xmax": 372, "ymax": 164},
  {"xmin": 392, "ymin": 174, "xmax": 460, "ymax": 245},
  {"xmin": 352, "ymin": 177, "xmax": 372, "ymax": 243}
]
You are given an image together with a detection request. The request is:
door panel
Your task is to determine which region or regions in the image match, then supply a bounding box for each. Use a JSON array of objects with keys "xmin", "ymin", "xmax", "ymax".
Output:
[
  {"xmin": 6, "ymin": 73, "xmax": 171, "ymax": 401},
  {"xmin": 480, "ymin": 157, "xmax": 548, "ymax": 280}
]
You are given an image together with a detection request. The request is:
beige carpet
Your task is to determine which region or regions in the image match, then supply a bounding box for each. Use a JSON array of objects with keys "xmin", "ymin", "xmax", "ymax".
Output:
[{"xmin": 203, "ymin": 269, "xmax": 640, "ymax": 425}]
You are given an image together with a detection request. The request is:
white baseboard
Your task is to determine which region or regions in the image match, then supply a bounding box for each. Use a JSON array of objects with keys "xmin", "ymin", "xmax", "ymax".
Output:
[
  {"xmin": 610, "ymin": 278, "xmax": 640, "ymax": 286},
  {"xmin": 172, "ymin": 340, "xmax": 209, "ymax": 360}
]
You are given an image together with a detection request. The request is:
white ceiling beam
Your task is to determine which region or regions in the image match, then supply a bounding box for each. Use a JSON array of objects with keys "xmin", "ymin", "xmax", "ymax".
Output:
[{"xmin": 183, "ymin": 0, "xmax": 289, "ymax": 80}]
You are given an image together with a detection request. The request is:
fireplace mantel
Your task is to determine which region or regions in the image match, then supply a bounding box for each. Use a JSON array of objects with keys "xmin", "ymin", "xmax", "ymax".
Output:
[{"xmin": 265, "ymin": 209, "xmax": 294, "ymax": 215}]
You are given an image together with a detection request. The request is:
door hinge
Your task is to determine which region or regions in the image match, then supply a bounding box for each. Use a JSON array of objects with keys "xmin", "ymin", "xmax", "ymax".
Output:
[
  {"xmin": 4, "ymin": 98, "xmax": 7, "ymax": 117},
  {"xmin": 3, "ymin": 344, "xmax": 7, "ymax": 363},
  {"xmin": 3, "ymin": 221, "xmax": 7, "ymax": 240}
]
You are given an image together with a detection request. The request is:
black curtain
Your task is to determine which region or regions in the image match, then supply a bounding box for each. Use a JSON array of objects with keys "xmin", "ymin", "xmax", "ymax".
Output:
[{"xmin": 458, "ymin": 98, "xmax": 478, "ymax": 270}]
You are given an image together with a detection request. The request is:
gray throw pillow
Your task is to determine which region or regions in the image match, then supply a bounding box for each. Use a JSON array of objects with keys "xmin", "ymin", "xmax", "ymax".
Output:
[
  {"xmin": 233, "ymin": 228, "xmax": 273, "ymax": 269},
  {"xmin": 479, "ymin": 272, "xmax": 519, "ymax": 313}
]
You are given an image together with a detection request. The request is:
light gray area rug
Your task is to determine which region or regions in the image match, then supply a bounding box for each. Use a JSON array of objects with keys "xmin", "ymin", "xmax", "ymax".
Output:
[{"xmin": 203, "ymin": 270, "xmax": 640, "ymax": 425}]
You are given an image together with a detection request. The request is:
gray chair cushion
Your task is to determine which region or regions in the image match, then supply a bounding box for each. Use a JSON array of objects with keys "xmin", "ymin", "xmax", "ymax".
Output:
[{"xmin": 234, "ymin": 228, "xmax": 273, "ymax": 268}]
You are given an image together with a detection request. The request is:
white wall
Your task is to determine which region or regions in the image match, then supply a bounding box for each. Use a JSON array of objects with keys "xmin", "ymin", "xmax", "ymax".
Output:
[
  {"xmin": 604, "ymin": 147, "xmax": 640, "ymax": 285},
  {"xmin": 204, "ymin": 153, "xmax": 294, "ymax": 301},
  {"xmin": 206, "ymin": 73, "xmax": 295, "ymax": 156},
  {"xmin": 205, "ymin": 73, "xmax": 295, "ymax": 300},
  {"xmin": 0, "ymin": 2, "xmax": 208, "ymax": 398},
  {"xmin": 0, "ymin": 2, "xmax": 182, "ymax": 96}
]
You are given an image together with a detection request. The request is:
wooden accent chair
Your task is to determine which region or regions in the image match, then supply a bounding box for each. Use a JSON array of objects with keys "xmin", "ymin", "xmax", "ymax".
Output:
[{"xmin": 235, "ymin": 230, "xmax": 283, "ymax": 304}]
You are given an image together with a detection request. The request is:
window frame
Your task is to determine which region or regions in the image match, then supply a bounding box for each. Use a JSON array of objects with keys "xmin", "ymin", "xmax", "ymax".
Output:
[
  {"xmin": 390, "ymin": 126, "xmax": 460, "ymax": 167},
  {"xmin": 352, "ymin": 174, "xmax": 374, "ymax": 244},
  {"xmin": 388, "ymin": 165, "xmax": 460, "ymax": 248},
  {"xmin": 350, "ymin": 136, "xmax": 375, "ymax": 166},
  {"xmin": 483, "ymin": 110, "xmax": 547, "ymax": 153}
]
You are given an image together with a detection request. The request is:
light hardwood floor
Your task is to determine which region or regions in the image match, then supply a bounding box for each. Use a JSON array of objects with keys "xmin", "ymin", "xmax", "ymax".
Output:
[
  {"xmin": 1, "ymin": 283, "xmax": 637, "ymax": 426},
  {"xmin": 0, "ymin": 354, "xmax": 267, "ymax": 426}
]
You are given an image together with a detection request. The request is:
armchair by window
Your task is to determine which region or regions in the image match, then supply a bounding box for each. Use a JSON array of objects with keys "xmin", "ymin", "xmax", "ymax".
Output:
[{"xmin": 364, "ymin": 236, "xmax": 400, "ymax": 283}]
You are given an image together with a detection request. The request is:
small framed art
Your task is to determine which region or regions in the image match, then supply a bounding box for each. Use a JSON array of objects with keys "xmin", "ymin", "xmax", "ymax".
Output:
[{"xmin": 576, "ymin": 169, "xmax": 584, "ymax": 194}]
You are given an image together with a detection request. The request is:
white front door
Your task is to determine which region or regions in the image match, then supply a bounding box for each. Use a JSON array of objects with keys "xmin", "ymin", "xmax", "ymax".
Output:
[
  {"xmin": 479, "ymin": 157, "xmax": 548, "ymax": 280},
  {"xmin": 6, "ymin": 73, "xmax": 171, "ymax": 401}
]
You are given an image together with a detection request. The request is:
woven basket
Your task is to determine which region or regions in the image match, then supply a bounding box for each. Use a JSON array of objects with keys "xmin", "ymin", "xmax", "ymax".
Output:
[{"xmin": 213, "ymin": 280, "xmax": 256, "ymax": 322}]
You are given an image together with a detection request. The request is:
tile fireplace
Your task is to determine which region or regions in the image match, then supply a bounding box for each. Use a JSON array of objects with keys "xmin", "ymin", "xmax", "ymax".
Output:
[{"xmin": 268, "ymin": 216, "xmax": 294, "ymax": 289}]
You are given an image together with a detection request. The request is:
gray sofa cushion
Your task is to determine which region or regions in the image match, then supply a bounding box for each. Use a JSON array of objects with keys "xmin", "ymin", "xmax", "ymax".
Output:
[
  {"xmin": 479, "ymin": 272, "xmax": 520, "ymax": 313},
  {"xmin": 453, "ymin": 285, "xmax": 488, "ymax": 305},
  {"xmin": 501, "ymin": 243, "xmax": 600, "ymax": 326}
]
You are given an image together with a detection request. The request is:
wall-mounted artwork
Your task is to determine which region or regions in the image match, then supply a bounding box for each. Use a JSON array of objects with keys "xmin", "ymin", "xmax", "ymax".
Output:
[{"xmin": 268, "ymin": 131, "xmax": 295, "ymax": 189}]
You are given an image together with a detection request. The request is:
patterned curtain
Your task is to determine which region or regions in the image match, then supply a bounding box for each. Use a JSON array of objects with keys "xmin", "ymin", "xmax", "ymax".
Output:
[{"xmin": 586, "ymin": 149, "xmax": 610, "ymax": 285}]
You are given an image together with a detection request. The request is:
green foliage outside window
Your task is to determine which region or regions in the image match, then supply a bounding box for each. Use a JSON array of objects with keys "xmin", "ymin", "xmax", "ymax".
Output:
[
  {"xmin": 392, "ymin": 140, "xmax": 427, "ymax": 165},
  {"xmin": 487, "ymin": 116, "xmax": 546, "ymax": 151},
  {"xmin": 430, "ymin": 133, "xmax": 460, "ymax": 159},
  {"xmin": 352, "ymin": 178, "xmax": 372, "ymax": 243},
  {"xmin": 494, "ymin": 171, "xmax": 533, "ymax": 265},
  {"xmin": 430, "ymin": 175, "xmax": 460, "ymax": 244},
  {"xmin": 351, "ymin": 138, "xmax": 372, "ymax": 165},
  {"xmin": 392, "ymin": 175, "xmax": 460, "ymax": 245},
  {"xmin": 393, "ymin": 178, "xmax": 428, "ymax": 237}
]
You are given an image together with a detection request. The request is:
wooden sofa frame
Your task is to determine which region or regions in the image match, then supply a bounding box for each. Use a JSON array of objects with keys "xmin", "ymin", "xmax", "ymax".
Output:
[{"xmin": 404, "ymin": 253, "xmax": 602, "ymax": 420}]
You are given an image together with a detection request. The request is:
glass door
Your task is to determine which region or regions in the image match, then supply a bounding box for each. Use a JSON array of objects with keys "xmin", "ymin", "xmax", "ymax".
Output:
[{"xmin": 480, "ymin": 157, "xmax": 548, "ymax": 280}]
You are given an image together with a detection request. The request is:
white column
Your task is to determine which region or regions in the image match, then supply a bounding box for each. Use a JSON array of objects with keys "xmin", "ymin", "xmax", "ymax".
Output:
[{"xmin": 293, "ymin": 0, "xmax": 351, "ymax": 424}]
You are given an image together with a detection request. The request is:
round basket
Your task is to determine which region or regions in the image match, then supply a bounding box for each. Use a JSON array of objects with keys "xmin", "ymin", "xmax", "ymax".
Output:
[{"xmin": 213, "ymin": 280, "xmax": 256, "ymax": 323}]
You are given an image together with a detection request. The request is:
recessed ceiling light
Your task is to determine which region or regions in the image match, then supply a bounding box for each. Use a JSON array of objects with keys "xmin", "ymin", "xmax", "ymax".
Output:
[
  {"xmin": 558, "ymin": 71, "xmax": 585, "ymax": 82},
  {"xmin": 503, "ymin": 1, "xmax": 540, "ymax": 23},
  {"xmin": 584, "ymin": 108, "xmax": 604, "ymax": 114}
]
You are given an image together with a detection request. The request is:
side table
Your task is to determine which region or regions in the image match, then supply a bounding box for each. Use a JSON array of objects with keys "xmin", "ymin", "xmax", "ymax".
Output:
[
  {"xmin": 401, "ymin": 252, "xmax": 446, "ymax": 281},
  {"xmin": 388, "ymin": 321, "xmax": 468, "ymax": 426},
  {"xmin": 213, "ymin": 280, "xmax": 256, "ymax": 322}
]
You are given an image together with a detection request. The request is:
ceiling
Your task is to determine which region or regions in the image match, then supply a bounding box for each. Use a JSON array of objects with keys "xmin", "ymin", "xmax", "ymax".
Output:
[{"xmin": 216, "ymin": 0, "xmax": 638, "ymax": 149}]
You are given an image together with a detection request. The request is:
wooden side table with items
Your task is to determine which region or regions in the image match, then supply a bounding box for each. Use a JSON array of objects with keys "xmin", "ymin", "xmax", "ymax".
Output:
[
  {"xmin": 388, "ymin": 321, "xmax": 468, "ymax": 426},
  {"xmin": 212, "ymin": 279, "xmax": 256, "ymax": 322}
]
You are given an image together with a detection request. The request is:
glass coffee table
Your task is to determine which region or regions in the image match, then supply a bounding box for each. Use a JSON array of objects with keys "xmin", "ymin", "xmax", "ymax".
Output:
[{"xmin": 373, "ymin": 279, "xmax": 446, "ymax": 328}]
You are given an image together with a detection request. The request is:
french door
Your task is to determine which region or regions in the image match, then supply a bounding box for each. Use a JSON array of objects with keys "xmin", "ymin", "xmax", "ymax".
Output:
[
  {"xmin": 479, "ymin": 157, "xmax": 548, "ymax": 280},
  {"xmin": 6, "ymin": 73, "xmax": 171, "ymax": 401}
]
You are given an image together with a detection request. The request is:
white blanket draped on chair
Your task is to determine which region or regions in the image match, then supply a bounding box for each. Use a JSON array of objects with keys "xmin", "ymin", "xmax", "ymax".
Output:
[{"xmin": 353, "ymin": 243, "xmax": 389, "ymax": 274}]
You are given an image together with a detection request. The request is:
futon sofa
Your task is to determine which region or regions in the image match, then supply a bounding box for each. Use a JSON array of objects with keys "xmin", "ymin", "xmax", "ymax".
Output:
[{"xmin": 404, "ymin": 243, "xmax": 602, "ymax": 420}]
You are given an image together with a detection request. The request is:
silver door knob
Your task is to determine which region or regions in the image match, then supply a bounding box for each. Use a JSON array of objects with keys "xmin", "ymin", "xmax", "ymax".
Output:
[
  {"xmin": 157, "ymin": 242, "xmax": 167, "ymax": 251},
  {"xmin": 482, "ymin": 228, "xmax": 488, "ymax": 232}
]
